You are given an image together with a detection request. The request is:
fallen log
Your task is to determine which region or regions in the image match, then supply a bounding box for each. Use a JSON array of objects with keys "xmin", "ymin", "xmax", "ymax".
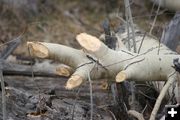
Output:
[{"xmin": 0, "ymin": 61, "xmax": 70, "ymax": 77}]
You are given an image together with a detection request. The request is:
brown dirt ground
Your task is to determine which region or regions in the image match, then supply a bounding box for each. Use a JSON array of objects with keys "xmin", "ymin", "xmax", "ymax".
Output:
[{"xmin": 0, "ymin": 0, "xmax": 175, "ymax": 57}]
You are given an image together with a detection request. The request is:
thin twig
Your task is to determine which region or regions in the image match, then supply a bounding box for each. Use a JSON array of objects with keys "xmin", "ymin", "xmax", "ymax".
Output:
[
  {"xmin": 0, "ymin": 29, "xmax": 25, "ymax": 120},
  {"xmin": 0, "ymin": 37, "xmax": 21, "ymax": 59},
  {"xmin": 138, "ymin": 91, "xmax": 156, "ymax": 101},
  {"xmin": 0, "ymin": 27, "xmax": 27, "ymax": 120},
  {"xmin": 135, "ymin": 84, "xmax": 156, "ymax": 90},
  {"xmin": 149, "ymin": 0, "xmax": 161, "ymax": 35},
  {"xmin": 149, "ymin": 0, "xmax": 156, "ymax": 20},
  {"xmin": 107, "ymin": 109, "xmax": 117, "ymax": 120},
  {"xmin": 126, "ymin": 0, "xmax": 137, "ymax": 53},
  {"xmin": 128, "ymin": 110, "xmax": 145, "ymax": 120},
  {"xmin": 71, "ymin": 87, "xmax": 81, "ymax": 120},
  {"xmin": 158, "ymin": 38, "xmax": 161, "ymax": 55},
  {"xmin": 28, "ymin": 46, "xmax": 42, "ymax": 102},
  {"xmin": 124, "ymin": 58, "xmax": 145, "ymax": 70},
  {"xmin": 124, "ymin": 0, "xmax": 131, "ymax": 51},
  {"xmin": 141, "ymin": 104, "xmax": 147, "ymax": 114},
  {"xmin": 105, "ymin": 45, "xmax": 163, "ymax": 67},
  {"xmin": 177, "ymin": 73, "xmax": 180, "ymax": 103},
  {"xmin": 149, "ymin": 71, "xmax": 176, "ymax": 120},
  {"xmin": 0, "ymin": 69, "xmax": 6, "ymax": 120},
  {"xmin": 124, "ymin": 0, "xmax": 137, "ymax": 110},
  {"xmin": 87, "ymin": 71, "xmax": 93, "ymax": 120},
  {"xmin": 132, "ymin": 11, "xmax": 173, "ymax": 19},
  {"xmin": 0, "ymin": 25, "xmax": 27, "ymax": 48},
  {"xmin": 138, "ymin": 32, "xmax": 146, "ymax": 54}
]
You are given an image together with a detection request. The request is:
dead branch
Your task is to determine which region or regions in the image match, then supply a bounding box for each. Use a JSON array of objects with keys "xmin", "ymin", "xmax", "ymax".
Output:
[
  {"xmin": 151, "ymin": 0, "xmax": 180, "ymax": 11},
  {"xmin": 128, "ymin": 110, "xmax": 145, "ymax": 120},
  {"xmin": 0, "ymin": 70, "xmax": 6, "ymax": 120},
  {"xmin": 27, "ymin": 26, "xmax": 179, "ymax": 120},
  {"xmin": 27, "ymin": 33, "xmax": 179, "ymax": 89},
  {"xmin": 1, "ymin": 61, "xmax": 69, "ymax": 78},
  {"xmin": 149, "ymin": 73, "xmax": 177, "ymax": 120}
]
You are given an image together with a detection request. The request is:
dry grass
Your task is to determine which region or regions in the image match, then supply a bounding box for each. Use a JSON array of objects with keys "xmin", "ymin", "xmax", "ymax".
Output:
[{"xmin": 0, "ymin": 0, "xmax": 174, "ymax": 57}]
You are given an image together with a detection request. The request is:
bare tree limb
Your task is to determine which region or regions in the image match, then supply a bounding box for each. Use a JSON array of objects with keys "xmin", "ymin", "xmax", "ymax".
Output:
[
  {"xmin": 128, "ymin": 110, "xmax": 145, "ymax": 120},
  {"xmin": 149, "ymin": 72, "xmax": 177, "ymax": 120}
]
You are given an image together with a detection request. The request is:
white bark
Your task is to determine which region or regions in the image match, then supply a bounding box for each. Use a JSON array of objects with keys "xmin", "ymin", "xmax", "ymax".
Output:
[
  {"xmin": 27, "ymin": 29, "xmax": 179, "ymax": 120},
  {"xmin": 151, "ymin": 0, "xmax": 180, "ymax": 11},
  {"xmin": 115, "ymin": 26, "xmax": 178, "ymax": 119},
  {"xmin": 27, "ymin": 32, "xmax": 178, "ymax": 91}
]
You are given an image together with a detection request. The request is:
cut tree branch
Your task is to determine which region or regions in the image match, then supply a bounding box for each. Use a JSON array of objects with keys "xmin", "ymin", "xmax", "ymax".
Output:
[
  {"xmin": 27, "ymin": 33, "xmax": 179, "ymax": 89},
  {"xmin": 1, "ymin": 61, "xmax": 69, "ymax": 77},
  {"xmin": 27, "ymin": 28, "xmax": 179, "ymax": 120}
]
